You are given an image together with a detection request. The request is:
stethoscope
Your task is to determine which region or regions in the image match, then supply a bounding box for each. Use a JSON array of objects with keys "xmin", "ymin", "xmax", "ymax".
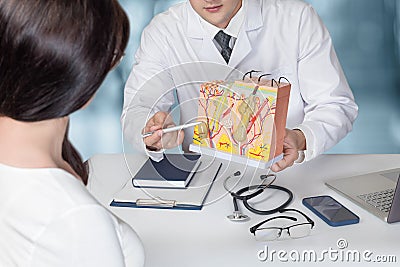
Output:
[{"xmin": 223, "ymin": 171, "xmax": 293, "ymax": 222}]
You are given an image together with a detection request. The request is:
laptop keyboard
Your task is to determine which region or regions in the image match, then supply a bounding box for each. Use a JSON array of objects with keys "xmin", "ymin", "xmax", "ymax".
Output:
[{"xmin": 357, "ymin": 189, "xmax": 394, "ymax": 213}]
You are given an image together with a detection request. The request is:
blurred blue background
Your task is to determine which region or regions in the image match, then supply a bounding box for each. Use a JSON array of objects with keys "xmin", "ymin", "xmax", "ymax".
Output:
[{"xmin": 70, "ymin": 0, "xmax": 400, "ymax": 161}]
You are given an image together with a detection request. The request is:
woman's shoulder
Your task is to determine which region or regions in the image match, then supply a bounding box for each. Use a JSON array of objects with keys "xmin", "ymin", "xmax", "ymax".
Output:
[
  {"xmin": 1, "ymin": 165, "xmax": 144, "ymax": 266},
  {"xmin": 0, "ymin": 165, "xmax": 107, "ymax": 229}
]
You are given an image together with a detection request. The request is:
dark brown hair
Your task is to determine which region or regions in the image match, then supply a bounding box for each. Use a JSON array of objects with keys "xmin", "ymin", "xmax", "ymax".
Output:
[{"xmin": 0, "ymin": 0, "xmax": 129, "ymax": 183}]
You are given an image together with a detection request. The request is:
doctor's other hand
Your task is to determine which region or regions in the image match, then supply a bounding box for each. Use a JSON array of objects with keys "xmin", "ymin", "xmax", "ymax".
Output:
[
  {"xmin": 143, "ymin": 111, "xmax": 184, "ymax": 151},
  {"xmin": 271, "ymin": 129, "xmax": 306, "ymax": 172}
]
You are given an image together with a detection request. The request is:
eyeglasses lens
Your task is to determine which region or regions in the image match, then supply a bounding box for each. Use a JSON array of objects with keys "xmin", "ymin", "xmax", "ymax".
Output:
[
  {"xmin": 288, "ymin": 224, "xmax": 312, "ymax": 239},
  {"xmin": 254, "ymin": 228, "xmax": 281, "ymax": 241}
]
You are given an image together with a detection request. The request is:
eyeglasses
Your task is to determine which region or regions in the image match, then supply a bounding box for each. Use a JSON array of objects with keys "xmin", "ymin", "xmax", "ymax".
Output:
[{"xmin": 249, "ymin": 208, "xmax": 314, "ymax": 241}]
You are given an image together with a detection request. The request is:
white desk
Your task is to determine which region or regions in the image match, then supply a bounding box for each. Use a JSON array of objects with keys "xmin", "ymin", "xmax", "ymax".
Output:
[{"xmin": 88, "ymin": 154, "xmax": 400, "ymax": 267}]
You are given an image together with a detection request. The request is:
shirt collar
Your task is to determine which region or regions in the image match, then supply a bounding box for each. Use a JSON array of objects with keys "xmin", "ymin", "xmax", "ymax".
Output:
[{"xmin": 197, "ymin": 0, "xmax": 246, "ymax": 39}]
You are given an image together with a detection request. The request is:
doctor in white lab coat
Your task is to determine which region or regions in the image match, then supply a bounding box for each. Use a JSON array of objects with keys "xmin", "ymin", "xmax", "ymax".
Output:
[{"xmin": 122, "ymin": 0, "xmax": 358, "ymax": 171}]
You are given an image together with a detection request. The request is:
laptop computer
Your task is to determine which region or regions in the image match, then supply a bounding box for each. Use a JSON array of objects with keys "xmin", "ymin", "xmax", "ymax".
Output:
[{"xmin": 325, "ymin": 168, "xmax": 400, "ymax": 223}]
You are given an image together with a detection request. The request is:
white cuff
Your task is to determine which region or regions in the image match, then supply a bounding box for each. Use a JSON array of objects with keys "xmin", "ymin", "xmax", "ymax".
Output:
[
  {"xmin": 294, "ymin": 150, "xmax": 305, "ymax": 164},
  {"xmin": 145, "ymin": 147, "xmax": 165, "ymax": 162},
  {"xmin": 293, "ymin": 125, "xmax": 315, "ymax": 161}
]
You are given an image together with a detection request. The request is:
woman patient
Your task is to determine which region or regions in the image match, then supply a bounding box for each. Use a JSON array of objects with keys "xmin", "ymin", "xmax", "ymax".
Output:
[{"xmin": 0, "ymin": 0, "xmax": 144, "ymax": 266}]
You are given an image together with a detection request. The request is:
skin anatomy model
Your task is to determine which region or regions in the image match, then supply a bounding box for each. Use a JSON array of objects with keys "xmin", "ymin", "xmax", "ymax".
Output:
[{"xmin": 190, "ymin": 77, "xmax": 290, "ymax": 168}]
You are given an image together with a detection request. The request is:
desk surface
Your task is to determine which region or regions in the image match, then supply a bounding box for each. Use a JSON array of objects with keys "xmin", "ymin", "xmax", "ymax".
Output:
[{"xmin": 88, "ymin": 154, "xmax": 400, "ymax": 267}]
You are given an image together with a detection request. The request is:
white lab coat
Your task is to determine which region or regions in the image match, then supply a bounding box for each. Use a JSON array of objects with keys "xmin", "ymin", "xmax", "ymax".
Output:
[{"xmin": 122, "ymin": 0, "xmax": 358, "ymax": 161}]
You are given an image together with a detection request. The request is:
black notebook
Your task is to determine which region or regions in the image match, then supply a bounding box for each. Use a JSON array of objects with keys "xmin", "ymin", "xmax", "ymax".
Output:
[{"xmin": 132, "ymin": 154, "xmax": 202, "ymax": 188}]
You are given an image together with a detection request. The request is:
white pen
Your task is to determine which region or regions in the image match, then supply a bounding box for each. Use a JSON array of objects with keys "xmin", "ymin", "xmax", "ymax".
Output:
[{"xmin": 141, "ymin": 121, "xmax": 202, "ymax": 138}]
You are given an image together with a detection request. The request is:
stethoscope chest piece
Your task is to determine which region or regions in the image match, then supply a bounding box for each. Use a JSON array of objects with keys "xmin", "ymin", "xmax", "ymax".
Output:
[{"xmin": 227, "ymin": 211, "xmax": 250, "ymax": 222}]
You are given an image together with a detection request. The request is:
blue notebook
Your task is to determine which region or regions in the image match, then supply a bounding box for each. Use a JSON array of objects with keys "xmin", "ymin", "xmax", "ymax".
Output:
[{"xmin": 132, "ymin": 154, "xmax": 201, "ymax": 188}]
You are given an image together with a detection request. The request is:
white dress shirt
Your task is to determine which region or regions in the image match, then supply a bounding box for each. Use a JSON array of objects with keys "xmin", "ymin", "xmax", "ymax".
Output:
[
  {"xmin": 0, "ymin": 164, "xmax": 145, "ymax": 267},
  {"xmin": 122, "ymin": 0, "xmax": 358, "ymax": 162}
]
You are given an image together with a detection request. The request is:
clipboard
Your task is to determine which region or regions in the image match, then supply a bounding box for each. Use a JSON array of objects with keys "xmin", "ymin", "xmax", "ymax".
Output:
[{"xmin": 110, "ymin": 161, "xmax": 223, "ymax": 210}]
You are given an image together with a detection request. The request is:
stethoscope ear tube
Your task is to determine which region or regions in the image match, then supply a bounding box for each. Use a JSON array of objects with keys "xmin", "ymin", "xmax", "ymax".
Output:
[
  {"xmin": 230, "ymin": 184, "xmax": 293, "ymax": 217},
  {"xmin": 242, "ymin": 185, "xmax": 293, "ymax": 215},
  {"xmin": 231, "ymin": 186, "xmax": 264, "ymax": 201}
]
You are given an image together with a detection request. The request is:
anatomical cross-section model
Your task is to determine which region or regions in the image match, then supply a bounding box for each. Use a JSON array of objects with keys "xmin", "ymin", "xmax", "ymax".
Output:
[{"xmin": 189, "ymin": 75, "xmax": 291, "ymax": 168}]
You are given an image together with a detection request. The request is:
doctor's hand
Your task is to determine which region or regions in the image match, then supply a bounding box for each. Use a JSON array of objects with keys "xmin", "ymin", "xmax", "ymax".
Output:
[
  {"xmin": 271, "ymin": 129, "xmax": 306, "ymax": 172},
  {"xmin": 143, "ymin": 111, "xmax": 184, "ymax": 151}
]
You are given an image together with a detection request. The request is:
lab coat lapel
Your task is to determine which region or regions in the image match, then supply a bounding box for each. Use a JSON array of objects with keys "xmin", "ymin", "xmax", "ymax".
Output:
[
  {"xmin": 229, "ymin": 0, "xmax": 263, "ymax": 69},
  {"xmin": 199, "ymin": 40, "xmax": 227, "ymax": 65},
  {"xmin": 228, "ymin": 30, "xmax": 251, "ymax": 68}
]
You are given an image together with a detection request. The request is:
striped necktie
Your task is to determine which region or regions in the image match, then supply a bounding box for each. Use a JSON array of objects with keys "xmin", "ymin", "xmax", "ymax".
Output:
[{"xmin": 214, "ymin": 30, "xmax": 232, "ymax": 64}]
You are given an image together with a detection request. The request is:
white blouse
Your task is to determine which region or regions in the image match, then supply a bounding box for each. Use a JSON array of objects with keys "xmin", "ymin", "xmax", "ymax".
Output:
[{"xmin": 0, "ymin": 164, "xmax": 144, "ymax": 267}]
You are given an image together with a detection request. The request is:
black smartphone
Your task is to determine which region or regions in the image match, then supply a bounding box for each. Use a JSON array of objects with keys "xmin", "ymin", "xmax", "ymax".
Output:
[{"xmin": 302, "ymin": 195, "xmax": 359, "ymax": 227}]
